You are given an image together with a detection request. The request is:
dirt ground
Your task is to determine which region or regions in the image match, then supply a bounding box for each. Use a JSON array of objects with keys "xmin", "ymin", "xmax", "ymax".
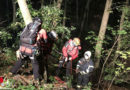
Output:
[{"xmin": 0, "ymin": 62, "xmax": 130, "ymax": 90}]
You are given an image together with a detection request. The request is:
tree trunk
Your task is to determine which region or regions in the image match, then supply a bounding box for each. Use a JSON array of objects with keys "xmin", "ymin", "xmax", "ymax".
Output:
[
  {"xmin": 76, "ymin": 0, "xmax": 79, "ymax": 27},
  {"xmin": 94, "ymin": 0, "xmax": 113, "ymax": 69},
  {"xmin": 12, "ymin": 0, "xmax": 16, "ymax": 22},
  {"xmin": 17, "ymin": 0, "xmax": 32, "ymax": 25},
  {"xmin": 41, "ymin": 0, "xmax": 44, "ymax": 8},
  {"xmin": 57, "ymin": 0, "xmax": 63, "ymax": 9},
  {"xmin": 6, "ymin": 0, "xmax": 9, "ymax": 23},
  {"xmin": 79, "ymin": 0, "xmax": 91, "ymax": 37},
  {"xmin": 63, "ymin": 0, "xmax": 67, "ymax": 26},
  {"xmin": 113, "ymin": 0, "xmax": 129, "ymax": 65},
  {"xmin": 52, "ymin": 0, "xmax": 63, "ymax": 27}
]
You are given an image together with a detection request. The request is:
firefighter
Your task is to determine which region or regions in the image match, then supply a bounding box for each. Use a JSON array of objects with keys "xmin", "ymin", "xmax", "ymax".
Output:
[
  {"xmin": 76, "ymin": 51, "xmax": 94, "ymax": 88},
  {"xmin": 56, "ymin": 37, "xmax": 81, "ymax": 81}
]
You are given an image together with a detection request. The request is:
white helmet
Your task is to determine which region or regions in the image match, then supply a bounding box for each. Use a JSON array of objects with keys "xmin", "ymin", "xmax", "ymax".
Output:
[
  {"xmin": 84, "ymin": 51, "xmax": 91, "ymax": 60},
  {"xmin": 48, "ymin": 30, "xmax": 58, "ymax": 40}
]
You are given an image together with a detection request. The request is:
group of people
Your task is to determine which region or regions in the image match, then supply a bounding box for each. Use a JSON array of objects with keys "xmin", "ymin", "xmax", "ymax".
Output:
[{"xmin": 9, "ymin": 17, "xmax": 94, "ymax": 88}]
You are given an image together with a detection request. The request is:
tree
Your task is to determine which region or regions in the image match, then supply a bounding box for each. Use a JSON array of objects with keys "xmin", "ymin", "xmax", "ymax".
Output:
[
  {"xmin": 41, "ymin": 0, "xmax": 44, "ymax": 8},
  {"xmin": 63, "ymin": 0, "xmax": 67, "ymax": 26},
  {"xmin": 79, "ymin": 0, "xmax": 91, "ymax": 36},
  {"xmin": 12, "ymin": 0, "xmax": 16, "ymax": 22},
  {"xmin": 94, "ymin": 0, "xmax": 113, "ymax": 69},
  {"xmin": 113, "ymin": 0, "xmax": 129, "ymax": 65},
  {"xmin": 57, "ymin": 0, "xmax": 63, "ymax": 9},
  {"xmin": 17, "ymin": 0, "xmax": 32, "ymax": 25}
]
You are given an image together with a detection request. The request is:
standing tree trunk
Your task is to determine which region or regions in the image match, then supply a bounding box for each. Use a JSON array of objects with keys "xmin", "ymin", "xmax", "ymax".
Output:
[
  {"xmin": 12, "ymin": 0, "xmax": 16, "ymax": 23},
  {"xmin": 94, "ymin": 0, "xmax": 113, "ymax": 69},
  {"xmin": 79, "ymin": 0, "xmax": 91, "ymax": 37},
  {"xmin": 57, "ymin": 0, "xmax": 63, "ymax": 9},
  {"xmin": 63, "ymin": 0, "xmax": 67, "ymax": 26},
  {"xmin": 41, "ymin": 0, "xmax": 44, "ymax": 8},
  {"xmin": 17, "ymin": 0, "xmax": 32, "ymax": 25},
  {"xmin": 76, "ymin": 0, "xmax": 79, "ymax": 27},
  {"xmin": 6, "ymin": 0, "xmax": 9, "ymax": 23}
]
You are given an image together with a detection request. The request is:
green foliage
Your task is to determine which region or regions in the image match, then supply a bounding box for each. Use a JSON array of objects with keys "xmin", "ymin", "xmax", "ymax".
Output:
[
  {"xmin": 16, "ymin": 84, "xmax": 36, "ymax": 90},
  {"xmin": 49, "ymin": 75, "xmax": 56, "ymax": 83},
  {"xmin": 102, "ymin": 4, "xmax": 130, "ymax": 86},
  {"xmin": 104, "ymin": 51, "xmax": 130, "ymax": 84},
  {"xmin": 0, "ymin": 28, "xmax": 12, "ymax": 47},
  {"xmin": 0, "ymin": 23, "xmax": 21, "ymax": 65},
  {"xmin": 85, "ymin": 31, "xmax": 98, "ymax": 52},
  {"xmin": 0, "ymin": 48, "xmax": 16, "ymax": 67},
  {"xmin": 66, "ymin": 75, "xmax": 73, "ymax": 88},
  {"xmin": 83, "ymin": 82, "xmax": 92, "ymax": 90}
]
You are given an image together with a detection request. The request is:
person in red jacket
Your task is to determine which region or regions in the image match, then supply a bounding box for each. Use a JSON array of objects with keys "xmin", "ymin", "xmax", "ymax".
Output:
[{"xmin": 56, "ymin": 37, "xmax": 81, "ymax": 81}]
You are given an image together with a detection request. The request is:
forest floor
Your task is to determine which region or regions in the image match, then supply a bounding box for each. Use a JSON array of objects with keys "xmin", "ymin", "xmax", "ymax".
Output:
[
  {"xmin": 0, "ymin": 62, "xmax": 76, "ymax": 89},
  {"xmin": 0, "ymin": 61, "xmax": 130, "ymax": 90}
]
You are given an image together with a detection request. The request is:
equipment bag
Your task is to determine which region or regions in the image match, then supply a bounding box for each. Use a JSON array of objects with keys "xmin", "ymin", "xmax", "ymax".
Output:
[
  {"xmin": 20, "ymin": 20, "xmax": 41, "ymax": 45},
  {"xmin": 20, "ymin": 44, "xmax": 38, "ymax": 56}
]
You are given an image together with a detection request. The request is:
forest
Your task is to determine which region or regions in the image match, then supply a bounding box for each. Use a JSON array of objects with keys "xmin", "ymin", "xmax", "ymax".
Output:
[{"xmin": 0, "ymin": 0, "xmax": 130, "ymax": 89}]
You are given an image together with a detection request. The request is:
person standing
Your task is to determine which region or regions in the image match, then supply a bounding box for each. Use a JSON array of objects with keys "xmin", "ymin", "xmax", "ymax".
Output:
[
  {"xmin": 56, "ymin": 37, "xmax": 81, "ymax": 81},
  {"xmin": 76, "ymin": 51, "xmax": 94, "ymax": 88},
  {"xmin": 38, "ymin": 30, "xmax": 58, "ymax": 82}
]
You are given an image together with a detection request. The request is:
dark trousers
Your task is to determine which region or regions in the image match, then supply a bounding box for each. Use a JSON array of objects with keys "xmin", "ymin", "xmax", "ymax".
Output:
[
  {"xmin": 38, "ymin": 54, "xmax": 48, "ymax": 82},
  {"xmin": 77, "ymin": 73, "xmax": 89, "ymax": 86},
  {"xmin": 66, "ymin": 60, "xmax": 71, "ymax": 77},
  {"xmin": 56, "ymin": 59, "xmax": 72, "ymax": 78},
  {"xmin": 10, "ymin": 55, "xmax": 40, "ymax": 80}
]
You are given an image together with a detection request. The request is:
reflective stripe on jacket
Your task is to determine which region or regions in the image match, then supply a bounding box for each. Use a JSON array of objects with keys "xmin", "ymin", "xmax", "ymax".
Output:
[{"xmin": 76, "ymin": 58, "xmax": 94, "ymax": 74}]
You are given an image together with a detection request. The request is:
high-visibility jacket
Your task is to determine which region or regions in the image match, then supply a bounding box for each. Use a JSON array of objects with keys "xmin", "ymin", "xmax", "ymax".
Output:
[{"xmin": 62, "ymin": 39, "xmax": 81, "ymax": 60}]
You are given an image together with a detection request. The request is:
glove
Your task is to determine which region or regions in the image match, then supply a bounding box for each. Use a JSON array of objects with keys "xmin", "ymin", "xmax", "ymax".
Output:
[
  {"xmin": 80, "ymin": 71, "xmax": 86, "ymax": 75},
  {"xmin": 16, "ymin": 50, "xmax": 24, "ymax": 59},
  {"xmin": 86, "ymin": 69, "xmax": 89, "ymax": 74},
  {"xmin": 65, "ymin": 57, "xmax": 68, "ymax": 62},
  {"xmin": 16, "ymin": 50, "xmax": 20, "ymax": 59},
  {"xmin": 69, "ymin": 57, "xmax": 72, "ymax": 61}
]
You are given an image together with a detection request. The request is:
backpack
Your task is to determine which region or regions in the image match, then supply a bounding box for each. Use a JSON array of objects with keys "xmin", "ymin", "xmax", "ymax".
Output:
[{"xmin": 20, "ymin": 20, "xmax": 41, "ymax": 45}]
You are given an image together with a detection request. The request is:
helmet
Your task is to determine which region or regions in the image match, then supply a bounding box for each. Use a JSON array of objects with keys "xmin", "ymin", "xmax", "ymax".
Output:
[
  {"xmin": 48, "ymin": 30, "xmax": 58, "ymax": 40},
  {"xmin": 73, "ymin": 37, "xmax": 80, "ymax": 46},
  {"xmin": 84, "ymin": 51, "xmax": 91, "ymax": 60},
  {"xmin": 33, "ymin": 17, "xmax": 42, "ymax": 24}
]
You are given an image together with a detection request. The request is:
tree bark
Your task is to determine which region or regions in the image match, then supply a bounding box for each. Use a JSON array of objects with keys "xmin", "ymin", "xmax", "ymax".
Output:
[
  {"xmin": 17, "ymin": 0, "xmax": 32, "ymax": 25},
  {"xmin": 41, "ymin": 0, "xmax": 44, "ymax": 8},
  {"xmin": 76, "ymin": 0, "xmax": 79, "ymax": 27},
  {"xmin": 57, "ymin": 0, "xmax": 63, "ymax": 9},
  {"xmin": 63, "ymin": 0, "xmax": 67, "ymax": 26},
  {"xmin": 12, "ymin": 0, "xmax": 16, "ymax": 23},
  {"xmin": 79, "ymin": 0, "xmax": 91, "ymax": 37},
  {"xmin": 94, "ymin": 0, "xmax": 113, "ymax": 69}
]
